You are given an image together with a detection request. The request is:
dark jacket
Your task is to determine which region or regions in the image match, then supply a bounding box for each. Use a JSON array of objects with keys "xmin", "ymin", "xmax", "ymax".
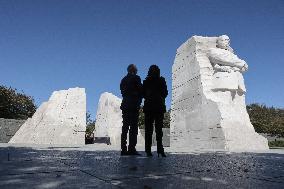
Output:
[
  {"xmin": 143, "ymin": 76, "xmax": 168, "ymax": 113},
  {"xmin": 120, "ymin": 73, "xmax": 143, "ymax": 111}
]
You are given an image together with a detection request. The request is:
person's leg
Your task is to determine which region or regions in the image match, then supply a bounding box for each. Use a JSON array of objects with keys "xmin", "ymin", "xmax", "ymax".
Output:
[
  {"xmin": 121, "ymin": 111, "xmax": 130, "ymax": 152},
  {"xmin": 155, "ymin": 113, "xmax": 164, "ymax": 154},
  {"xmin": 145, "ymin": 113, "xmax": 154, "ymax": 154},
  {"xmin": 128, "ymin": 110, "xmax": 139, "ymax": 152}
]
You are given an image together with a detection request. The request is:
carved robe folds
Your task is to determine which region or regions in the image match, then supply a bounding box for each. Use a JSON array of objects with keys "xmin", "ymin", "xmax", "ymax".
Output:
[{"xmin": 212, "ymin": 71, "xmax": 246, "ymax": 93}]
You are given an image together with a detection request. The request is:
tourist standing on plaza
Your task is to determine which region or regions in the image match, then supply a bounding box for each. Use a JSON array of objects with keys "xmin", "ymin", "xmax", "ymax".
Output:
[
  {"xmin": 143, "ymin": 65, "xmax": 168, "ymax": 157},
  {"xmin": 120, "ymin": 64, "xmax": 143, "ymax": 156}
]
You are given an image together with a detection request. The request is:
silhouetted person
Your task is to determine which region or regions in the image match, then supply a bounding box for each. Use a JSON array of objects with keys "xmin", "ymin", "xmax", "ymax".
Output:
[
  {"xmin": 143, "ymin": 65, "xmax": 168, "ymax": 157},
  {"xmin": 120, "ymin": 64, "xmax": 143, "ymax": 156}
]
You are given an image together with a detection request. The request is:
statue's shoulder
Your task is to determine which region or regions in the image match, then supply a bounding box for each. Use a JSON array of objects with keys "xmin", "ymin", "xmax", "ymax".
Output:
[
  {"xmin": 208, "ymin": 48, "xmax": 238, "ymax": 61},
  {"xmin": 209, "ymin": 47, "xmax": 230, "ymax": 55}
]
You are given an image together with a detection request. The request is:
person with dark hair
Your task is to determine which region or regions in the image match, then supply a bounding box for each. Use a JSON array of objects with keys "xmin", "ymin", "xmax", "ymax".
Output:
[
  {"xmin": 120, "ymin": 64, "xmax": 143, "ymax": 156},
  {"xmin": 143, "ymin": 65, "xmax": 168, "ymax": 157}
]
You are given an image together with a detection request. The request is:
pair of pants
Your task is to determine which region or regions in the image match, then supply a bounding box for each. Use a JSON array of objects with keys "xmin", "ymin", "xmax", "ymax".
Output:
[
  {"xmin": 144, "ymin": 112, "xmax": 164, "ymax": 153},
  {"xmin": 121, "ymin": 110, "xmax": 139, "ymax": 151}
]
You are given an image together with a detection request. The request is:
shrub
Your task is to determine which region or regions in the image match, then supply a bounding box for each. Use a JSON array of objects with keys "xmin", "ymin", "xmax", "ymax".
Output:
[
  {"xmin": 247, "ymin": 103, "xmax": 284, "ymax": 137},
  {"xmin": 86, "ymin": 111, "xmax": 96, "ymax": 134},
  {"xmin": 0, "ymin": 85, "xmax": 36, "ymax": 120},
  {"xmin": 269, "ymin": 140, "xmax": 284, "ymax": 148}
]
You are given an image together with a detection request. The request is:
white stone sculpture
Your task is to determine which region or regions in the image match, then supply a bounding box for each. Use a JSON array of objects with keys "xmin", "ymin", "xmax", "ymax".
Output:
[
  {"xmin": 170, "ymin": 35, "xmax": 269, "ymax": 151},
  {"xmin": 95, "ymin": 92, "xmax": 144, "ymax": 147},
  {"xmin": 9, "ymin": 88, "xmax": 86, "ymax": 145}
]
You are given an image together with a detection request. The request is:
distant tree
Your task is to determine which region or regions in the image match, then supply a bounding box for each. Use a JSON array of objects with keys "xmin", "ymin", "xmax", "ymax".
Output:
[
  {"xmin": 138, "ymin": 107, "xmax": 145, "ymax": 129},
  {"xmin": 163, "ymin": 109, "xmax": 171, "ymax": 128},
  {"xmin": 0, "ymin": 85, "xmax": 36, "ymax": 120},
  {"xmin": 86, "ymin": 111, "xmax": 96, "ymax": 134},
  {"xmin": 247, "ymin": 103, "xmax": 284, "ymax": 137}
]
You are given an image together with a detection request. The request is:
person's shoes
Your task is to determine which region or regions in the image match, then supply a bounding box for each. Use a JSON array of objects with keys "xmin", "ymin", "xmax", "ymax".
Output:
[
  {"xmin": 128, "ymin": 150, "xmax": 141, "ymax": 156},
  {"xmin": 121, "ymin": 150, "xmax": 129, "ymax": 156},
  {"xmin": 146, "ymin": 152, "xmax": 153, "ymax": 157},
  {"xmin": 157, "ymin": 152, "xmax": 166, "ymax": 157}
]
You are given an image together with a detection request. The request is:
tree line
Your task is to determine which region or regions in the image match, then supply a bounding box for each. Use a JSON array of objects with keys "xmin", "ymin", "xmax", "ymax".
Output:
[{"xmin": 247, "ymin": 104, "xmax": 284, "ymax": 137}]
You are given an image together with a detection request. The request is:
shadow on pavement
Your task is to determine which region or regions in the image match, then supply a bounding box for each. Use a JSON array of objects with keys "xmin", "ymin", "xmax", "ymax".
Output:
[{"xmin": 0, "ymin": 146, "xmax": 283, "ymax": 189}]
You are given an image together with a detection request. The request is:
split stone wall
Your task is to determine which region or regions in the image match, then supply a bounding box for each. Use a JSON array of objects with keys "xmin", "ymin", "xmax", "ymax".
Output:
[
  {"xmin": 95, "ymin": 92, "xmax": 144, "ymax": 147},
  {"xmin": 9, "ymin": 88, "xmax": 86, "ymax": 145}
]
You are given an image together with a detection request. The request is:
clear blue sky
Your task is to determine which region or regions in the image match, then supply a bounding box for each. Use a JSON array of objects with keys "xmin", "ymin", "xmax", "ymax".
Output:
[{"xmin": 0, "ymin": 0, "xmax": 283, "ymax": 119}]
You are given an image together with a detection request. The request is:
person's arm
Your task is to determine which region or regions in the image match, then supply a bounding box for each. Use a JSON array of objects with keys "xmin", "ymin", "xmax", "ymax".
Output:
[
  {"xmin": 213, "ymin": 64, "xmax": 232, "ymax": 73},
  {"xmin": 143, "ymin": 80, "xmax": 153, "ymax": 98},
  {"xmin": 161, "ymin": 77, "xmax": 168, "ymax": 98},
  {"xmin": 136, "ymin": 76, "xmax": 143, "ymax": 99},
  {"xmin": 120, "ymin": 78, "xmax": 127, "ymax": 97},
  {"xmin": 142, "ymin": 79, "xmax": 146, "ymax": 98}
]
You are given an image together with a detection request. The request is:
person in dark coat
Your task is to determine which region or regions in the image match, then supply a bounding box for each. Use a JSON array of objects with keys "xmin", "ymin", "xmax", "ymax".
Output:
[
  {"xmin": 120, "ymin": 64, "xmax": 143, "ymax": 156},
  {"xmin": 143, "ymin": 65, "xmax": 168, "ymax": 157}
]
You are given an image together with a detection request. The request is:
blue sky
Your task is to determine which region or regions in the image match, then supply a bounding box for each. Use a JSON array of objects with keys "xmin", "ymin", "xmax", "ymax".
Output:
[{"xmin": 0, "ymin": 0, "xmax": 283, "ymax": 119}]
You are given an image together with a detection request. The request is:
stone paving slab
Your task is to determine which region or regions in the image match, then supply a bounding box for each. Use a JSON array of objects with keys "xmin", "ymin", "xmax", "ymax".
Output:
[
  {"xmin": 59, "ymin": 151, "xmax": 284, "ymax": 182},
  {"xmin": 0, "ymin": 171, "xmax": 116, "ymax": 189},
  {"xmin": 0, "ymin": 148, "xmax": 117, "ymax": 189},
  {"xmin": 110, "ymin": 172, "xmax": 284, "ymax": 189},
  {"xmin": 0, "ymin": 144, "xmax": 283, "ymax": 189}
]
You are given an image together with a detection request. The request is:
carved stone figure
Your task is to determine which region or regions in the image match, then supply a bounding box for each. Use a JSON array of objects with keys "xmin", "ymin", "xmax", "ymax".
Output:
[
  {"xmin": 209, "ymin": 35, "xmax": 248, "ymax": 72},
  {"xmin": 208, "ymin": 35, "xmax": 248, "ymax": 94},
  {"xmin": 170, "ymin": 35, "xmax": 268, "ymax": 151}
]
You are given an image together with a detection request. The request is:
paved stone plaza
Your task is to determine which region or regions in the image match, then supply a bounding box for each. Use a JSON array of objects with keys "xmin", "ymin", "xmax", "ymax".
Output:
[{"xmin": 0, "ymin": 144, "xmax": 283, "ymax": 189}]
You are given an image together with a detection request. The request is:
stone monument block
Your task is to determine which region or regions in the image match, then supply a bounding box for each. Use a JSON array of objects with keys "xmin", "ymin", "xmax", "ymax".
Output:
[
  {"xmin": 95, "ymin": 92, "xmax": 144, "ymax": 146},
  {"xmin": 170, "ymin": 35, "xmax": 268, "ymax": 151},
  {"xmin": 9, "ymin": 88, "xmax": 86, "ymax": 145}
]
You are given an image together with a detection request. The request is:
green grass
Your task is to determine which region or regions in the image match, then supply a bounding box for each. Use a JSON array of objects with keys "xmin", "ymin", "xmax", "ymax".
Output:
[{"xmin": 269, "ymin": 140, "xmax": 284, "ymax": 148}]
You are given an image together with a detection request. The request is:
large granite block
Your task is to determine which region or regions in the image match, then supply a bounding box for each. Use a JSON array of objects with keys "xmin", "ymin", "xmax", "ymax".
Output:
[
  {"xmin": 170, "ymin": 35, "xmax": 268, "ymax": 151},
  {"xmin": 95, "ymin": 92, "xmax": 144, "ymax": 147},
  {"xmin": 9, "ymin": 88, "xmax": 86, "ymax": 145}
]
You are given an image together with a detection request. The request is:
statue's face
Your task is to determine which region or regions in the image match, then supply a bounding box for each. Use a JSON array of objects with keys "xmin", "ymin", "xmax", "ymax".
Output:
[{"xmin": 217, "ymin": 35, "xmax": 230, "ymax": 49}]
